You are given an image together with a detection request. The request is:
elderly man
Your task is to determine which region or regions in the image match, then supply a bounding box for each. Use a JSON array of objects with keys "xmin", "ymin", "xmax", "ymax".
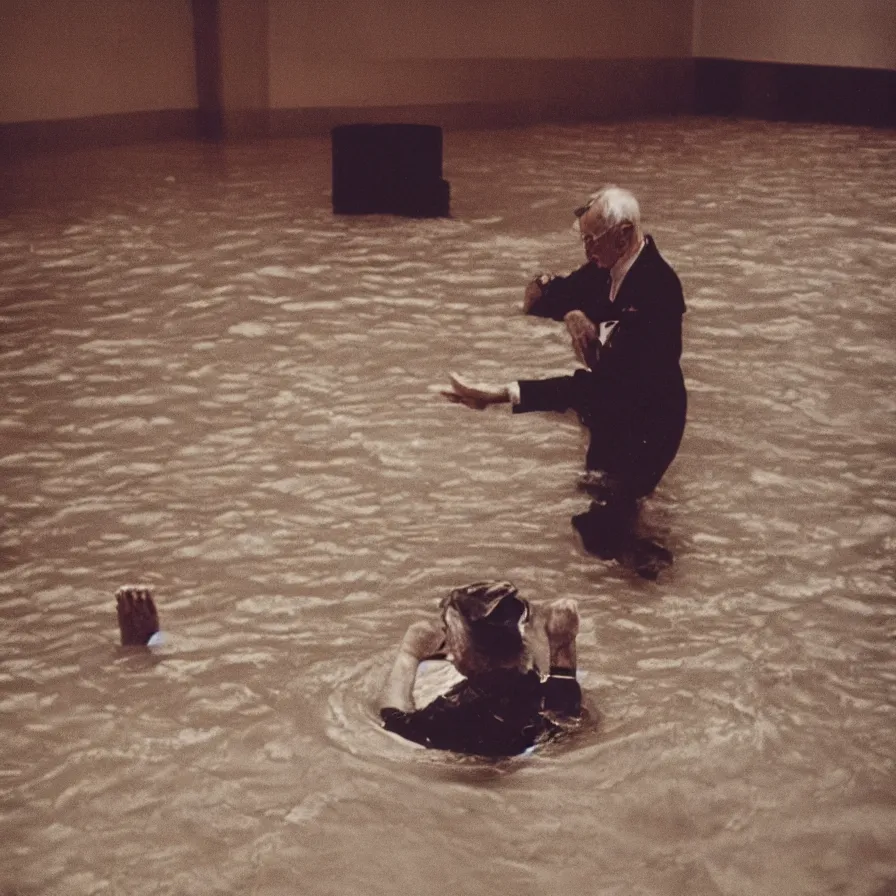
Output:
[
  {"xmin": 380, "ymin": 582, "xmax": 581, "ymax": 757},
  {"xmin": 444, "ymin": 187, "xmax": 686, "ymax": 576}
]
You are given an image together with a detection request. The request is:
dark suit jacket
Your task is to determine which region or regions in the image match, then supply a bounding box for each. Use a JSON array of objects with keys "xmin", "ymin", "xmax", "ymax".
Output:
[
  {"xmin": 381, "ymin": 668, "xmax": 581, "ymax": 756},
  {"xmin": 517, "ymin": 236, "xmax": 687, "ymax": 498}
]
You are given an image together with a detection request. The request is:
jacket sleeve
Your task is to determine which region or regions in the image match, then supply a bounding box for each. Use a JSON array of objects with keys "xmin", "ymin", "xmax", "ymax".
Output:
[
  {"xmin": 526, "ymin": 264, "xmax": 607, "ymax": 321},
  {"xmin": 542, "ymin": 674, "xmax": 582, "ymax": 718},
  {"xmin": 513, "ymin": 369, "xmax": 598, "ymax": 417},
  {"xmin": 380, "ymin": 695, "xmax": 483, "ymax": 751},
  {"xmin": 380, "ymin": 699, "xmax": 458, "ymax": 749}
]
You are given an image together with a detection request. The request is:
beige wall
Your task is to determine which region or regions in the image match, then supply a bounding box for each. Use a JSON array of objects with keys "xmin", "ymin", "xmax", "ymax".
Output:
[
  {"xmin": 0, "ymin": 0, "xmax": 196, "ymax": 124},
  {"xmin": 2, "ymin": 0, "xmax": 892, "ymax": 130},
  {"xmin": 217, "ymin": 0, "xmax": 270, "ymax": 134},
  {"xmin": 268, "ymin": 0, "xmax": 694, "ymax": 108},
  {"xmin": 693, "ymin": 0, "xmax": 896, "ymax": 70},
  {"xmin": 219, "ymin": 0, "xmax": 269, "ymax": 113}
]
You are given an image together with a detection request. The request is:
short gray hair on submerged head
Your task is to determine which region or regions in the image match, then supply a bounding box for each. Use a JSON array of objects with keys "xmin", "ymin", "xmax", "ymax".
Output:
[
  {"xmin": 443, "ymin": 581, "xmax": 527, "ymax": 625},
  {"xmin": 442, "ymin": 581, "xmax": 530, "ymax": 667},
  {"xmin": 575, "ymin": 185, "xmax": 641, "ymax": 231}
]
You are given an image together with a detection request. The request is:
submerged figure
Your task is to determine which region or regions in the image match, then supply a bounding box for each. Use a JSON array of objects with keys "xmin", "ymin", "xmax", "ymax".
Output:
[
  {"xmin": 380, "ymin": 581, "xmax": 582, "ymax": 757},
  {"xmin": 444, "ymin": 187, "xmax": 685, "ymax": 579}
]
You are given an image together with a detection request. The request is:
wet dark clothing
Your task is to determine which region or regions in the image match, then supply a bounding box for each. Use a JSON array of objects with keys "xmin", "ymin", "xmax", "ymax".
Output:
[
  {"xmin": 520, "ymin": 235, "xmax": 687, "ymax": 499},
  {"xmin": 380, "ymin": 668, "xmax": 581, "ymax": 757}
]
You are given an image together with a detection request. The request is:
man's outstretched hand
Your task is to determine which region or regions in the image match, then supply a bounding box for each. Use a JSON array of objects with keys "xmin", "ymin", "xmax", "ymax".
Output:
[
  {"xmin": 116, "ymin": 586, "xmax": 160, "ymax": 646},
  {"xmin": 441, "ymin": 372, "xmax": 510, "ymax": 410}
]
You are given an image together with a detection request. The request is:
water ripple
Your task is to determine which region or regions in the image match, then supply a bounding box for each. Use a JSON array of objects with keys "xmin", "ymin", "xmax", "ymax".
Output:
[{"xmin": 0, "ymin": 118, "xmax": 894, "ymax": 896}]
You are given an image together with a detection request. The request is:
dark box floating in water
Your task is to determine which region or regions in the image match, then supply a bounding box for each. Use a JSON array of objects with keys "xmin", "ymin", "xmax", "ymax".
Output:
[{"xmin": 331, "ymin": 123, "xmax": 451, "ymax": 218}]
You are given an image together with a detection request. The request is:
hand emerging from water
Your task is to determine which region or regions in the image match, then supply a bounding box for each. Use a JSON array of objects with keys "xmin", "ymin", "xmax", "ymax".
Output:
[
  {"xmin": 116, "ymin": 586, "xmax": 160, "ymax": 646},
  {"xmin": 545, "ymin": 598, "xmax": 579, "ymax": 671},
  {"xmin": 545, "ymin": 597, "xmax": 579, "ymax": 645},
  {"xmin": 442, "ymin": 372, "xmax": 511, "ymax": 410},
  {"xmin": 524, "ymin": 598, "xmax": 580, "ymax": 674},
  {"xmin": 542, "ymin": 599, "xmax": 581, "ymax": 716}
]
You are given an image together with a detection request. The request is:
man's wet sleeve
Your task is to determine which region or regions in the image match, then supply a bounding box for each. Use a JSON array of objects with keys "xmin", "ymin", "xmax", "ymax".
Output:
[
  {"xmin": 514, "ymin": 369, "xmax": 595, "ymax": 416},
  {"xmin": 542, "ymin": 671, "xmax": 582, "ymax": 717},
  {"xmin": 526, "ymin": 264, "xmax": 604, "ymax": 320},
  {"xmin": 380, "ymin": 695, "xmax": 474, "ymax": 750},
  {"xmin": 380, "ymin": 707, "xmax": 432, "ymax": 747}
]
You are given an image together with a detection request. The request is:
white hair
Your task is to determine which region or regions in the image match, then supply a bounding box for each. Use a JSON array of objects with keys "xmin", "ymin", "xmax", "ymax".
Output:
[{"xmin": 577, "ymin": 185, "xmax": 641, "ymax": 231}]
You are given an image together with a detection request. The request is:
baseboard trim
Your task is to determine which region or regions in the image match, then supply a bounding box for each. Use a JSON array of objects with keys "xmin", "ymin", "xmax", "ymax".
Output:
[
  {"xmin": 695, "ymin": 58, "xmax": 895, "ymax": 127},
  {"xmin": 0, "ymin": 109, "xmax": 201, "ymax": 159},
  {"xmin": 2, "ymin": 57, "xmax": 891, "ymax": 160}
]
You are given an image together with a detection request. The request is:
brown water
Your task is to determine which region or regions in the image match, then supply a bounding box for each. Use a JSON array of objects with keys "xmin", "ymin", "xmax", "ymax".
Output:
[{"xmin": 1, "ymin": 118, "xmax": 894, "ymax": 896}]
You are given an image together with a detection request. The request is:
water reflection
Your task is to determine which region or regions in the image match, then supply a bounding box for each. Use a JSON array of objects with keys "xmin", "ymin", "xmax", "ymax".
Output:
[{"xmin": 1, "ymin": 118, "xmax": 894, "ymax": 896}]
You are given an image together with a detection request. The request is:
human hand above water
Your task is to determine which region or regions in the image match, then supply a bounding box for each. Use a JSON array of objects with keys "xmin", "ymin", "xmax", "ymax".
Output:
[
  {"xmin": 116, "ymin": 586, "xmax": 160, "ymax": 646},
  {"xmin": 442, "ymin": 372, "xmax": 510, "ymax": 410},
  {"xmin": 545, "ymin": 598, "xmax": 579, "ymax": 644}
]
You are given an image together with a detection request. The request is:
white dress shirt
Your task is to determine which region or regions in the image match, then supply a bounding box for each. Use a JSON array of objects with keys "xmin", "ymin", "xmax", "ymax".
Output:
[{"xmin": 608, "ymin": 237, "xmax": 646, "ymax": 303}]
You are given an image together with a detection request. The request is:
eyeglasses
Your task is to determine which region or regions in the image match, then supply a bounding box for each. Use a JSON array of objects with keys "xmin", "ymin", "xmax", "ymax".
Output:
[{"xmin": 580, "ymin": 224, "xmax": 616, "ymax": 245}]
